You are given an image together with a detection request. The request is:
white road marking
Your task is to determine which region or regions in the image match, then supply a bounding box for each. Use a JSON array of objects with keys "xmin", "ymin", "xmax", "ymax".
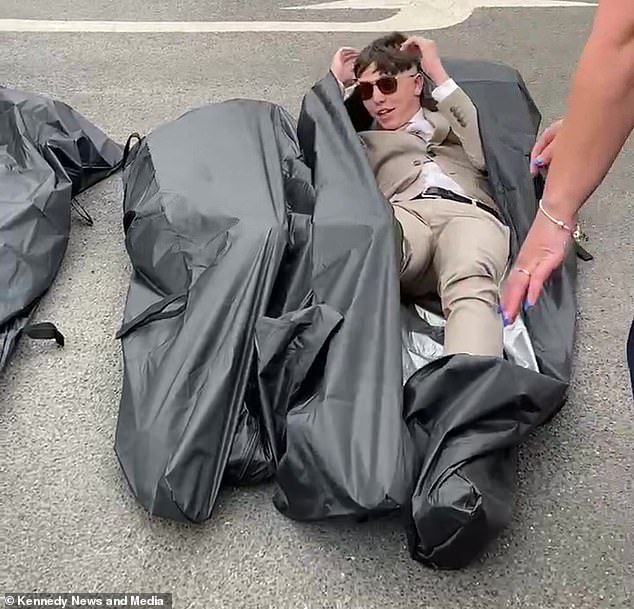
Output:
[
  {"xmin": 0, "ymin": 0, "xmax": 595, "ymax": 33},
  {"xmin": 283, "ymin": 0, "xmax": 416, "ymax": 8},
  {"xmin": 284, "ymin": 0, "xmax": 592, "ymax": 9}
]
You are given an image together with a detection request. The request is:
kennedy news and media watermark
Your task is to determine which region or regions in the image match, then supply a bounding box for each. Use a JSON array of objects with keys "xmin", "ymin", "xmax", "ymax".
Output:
[{"xmin": 2, "ymin": 594, "xmax": 171, "ymax": 608}]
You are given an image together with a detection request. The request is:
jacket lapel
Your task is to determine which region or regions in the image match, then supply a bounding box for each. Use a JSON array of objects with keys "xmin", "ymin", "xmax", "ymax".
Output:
[{"xmin": 423, "ymin": 108, "xmax": 450, "ymax": 146}]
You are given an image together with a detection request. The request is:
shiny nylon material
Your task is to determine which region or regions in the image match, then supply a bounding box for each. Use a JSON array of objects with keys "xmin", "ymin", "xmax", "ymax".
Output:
[
  {"xmin": 0, "ymin": 87, "xmax": 122, "ymax": 372},
  {"xmin": 109, "ymin": 60, "xmax": 575, "ymax": 569},
  {"xmin": 115, "ymin": 100, "xmax": 320, "ymax": 521}
]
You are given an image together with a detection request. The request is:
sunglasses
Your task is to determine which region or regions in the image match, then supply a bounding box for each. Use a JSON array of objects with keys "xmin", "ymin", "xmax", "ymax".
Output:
[{"xmin": 355, "ymin": 73, "xmax": 419, "ymax": 101}]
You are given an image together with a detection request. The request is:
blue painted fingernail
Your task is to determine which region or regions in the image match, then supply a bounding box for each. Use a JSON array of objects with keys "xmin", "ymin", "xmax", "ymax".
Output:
[
  {"xmin": 497, "ymin": 304, "xmax": 510, "ymax": 326},
  {"xmin": 523, "ymin": 300, "xmax": 534, "ymax": 314}
]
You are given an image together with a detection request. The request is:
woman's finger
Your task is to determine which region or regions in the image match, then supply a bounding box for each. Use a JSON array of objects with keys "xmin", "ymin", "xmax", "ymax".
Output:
[
  {"xmin": 531, "ymin": 130, "xmax": 554, "ymax": 160},
  {"xmin": 531, "ymin": 139, "xmax": 555, "ymax": 174},
  {"xmin": 530, "ymin": 139, "xmax": 557, "ymax": 175},
  {"xmin": 526, "ymin": 260, "xmax": 552, "ymax": 307},
  {"xmin": 530, "ymin": 119, "xmax": 562, "ymax": 169},
  {"xmin": 531, "ymin": 133, "xmax": 555, "ymax": 167},
  {"xmin": 500, "ymin": 267, "xmax": 531, "ymax": 323},
  {"xmin": 536, "ymin": 138, "xmax": 555, "ymax": 167}
]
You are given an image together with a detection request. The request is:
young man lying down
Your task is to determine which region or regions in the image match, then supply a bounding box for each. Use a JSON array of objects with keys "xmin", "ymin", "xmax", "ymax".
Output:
[{"xmin": 329, "ymin": 32, "xmax": 509, "ymax": 358}]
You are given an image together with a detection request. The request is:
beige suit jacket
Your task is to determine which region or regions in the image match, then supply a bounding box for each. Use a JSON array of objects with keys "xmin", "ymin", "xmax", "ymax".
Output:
[{"xmin": 357, "ymin": 86, "xmax": 497, "ymax": 211}]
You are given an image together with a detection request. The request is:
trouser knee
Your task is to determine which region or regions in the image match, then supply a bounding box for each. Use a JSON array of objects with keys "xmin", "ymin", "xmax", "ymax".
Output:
[{"xmin": 440, "ymin": 272, "xmax": 499, "ymax": 313}]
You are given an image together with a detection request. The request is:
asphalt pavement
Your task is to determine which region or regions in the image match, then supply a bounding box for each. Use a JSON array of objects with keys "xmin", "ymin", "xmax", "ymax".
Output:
[{"xmin": 1, "ymin": 2, "xmax": 632, "ymax": 608}]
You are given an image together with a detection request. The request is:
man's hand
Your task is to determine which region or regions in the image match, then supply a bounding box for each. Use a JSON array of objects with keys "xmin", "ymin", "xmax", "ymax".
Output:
[
  {"xmin": 530, "ymin": 118, "xmax": 563, "ymax": 175},
  {"xmin": 499, "ymin": 210, "xmax": 574, "ymax": 324},
  {"xmin": 330, "ymin": 47, "xmax": 359, "ymax": 88},
  {"xmin": 400, "ymin": 36, "xmax": 449, "ymax": 85}
]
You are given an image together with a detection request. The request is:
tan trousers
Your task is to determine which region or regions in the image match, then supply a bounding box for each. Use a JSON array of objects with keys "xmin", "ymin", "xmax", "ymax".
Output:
[{"xmin": 393, "ymin": 197, "xmax": 510, "ymax": 357}]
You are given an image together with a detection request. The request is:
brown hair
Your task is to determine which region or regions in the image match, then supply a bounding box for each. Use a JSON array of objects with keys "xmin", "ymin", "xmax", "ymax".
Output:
[{"xmin": 353, "ymin": 32, "xmax": 438, "ymax": 111}]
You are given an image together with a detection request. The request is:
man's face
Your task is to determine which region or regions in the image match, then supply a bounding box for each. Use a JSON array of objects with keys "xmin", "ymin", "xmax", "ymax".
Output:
[{"xmin": 356, "ymin": 63, "xmax": 423, "ymax": 130}]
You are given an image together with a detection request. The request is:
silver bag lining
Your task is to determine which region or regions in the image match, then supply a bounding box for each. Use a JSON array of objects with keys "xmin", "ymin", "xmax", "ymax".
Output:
[{"xmin": 401, "ymin": 304, "xmax": 539, "ymax": 384}]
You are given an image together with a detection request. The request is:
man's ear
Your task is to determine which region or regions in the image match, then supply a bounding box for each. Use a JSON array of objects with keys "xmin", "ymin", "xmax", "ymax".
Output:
[{"xmin": 413, "ymin": 73, "xmax": 424, "ymax": 97}]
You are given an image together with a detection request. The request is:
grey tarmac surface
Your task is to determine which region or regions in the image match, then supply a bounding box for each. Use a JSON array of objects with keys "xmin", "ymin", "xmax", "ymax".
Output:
[{"xmin": 1, "ymin": 2, "xmax": 632, "ymax": 608}]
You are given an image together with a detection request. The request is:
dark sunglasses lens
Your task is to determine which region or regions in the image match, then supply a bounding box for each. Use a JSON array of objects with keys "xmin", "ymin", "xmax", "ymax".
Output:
[
  {"xmin": 377, "ymin": 77, "xmax": 398, "ymax": 95},
  {"xmin": 357, "ymin": 82, "xmax": 373, "ymax": 100},
  {"xmin": 357, "ymin": 76, "xmax": 398, "ymax": 100}
]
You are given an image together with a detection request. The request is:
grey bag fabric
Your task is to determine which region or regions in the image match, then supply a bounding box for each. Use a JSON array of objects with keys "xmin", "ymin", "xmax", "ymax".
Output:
[
  {"xmin": 0, "ymin": 87, "xmax": 122, "ymax": 372},
  {"xmin": 114, "ymin": 101, "xmax": 323, "ymax": 521},
  {"xmin": 271, "ymin": 72, "xmax": 420, "ymax": 520},
  {"xmin": 114, "ymin": 60, "xmax": 577, "ymax": 569}
]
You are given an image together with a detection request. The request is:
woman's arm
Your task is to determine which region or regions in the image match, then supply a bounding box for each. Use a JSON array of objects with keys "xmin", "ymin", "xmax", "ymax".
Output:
[{"xmin": 540, "ymin": 0, "xmax": 634, "ymax": 224}]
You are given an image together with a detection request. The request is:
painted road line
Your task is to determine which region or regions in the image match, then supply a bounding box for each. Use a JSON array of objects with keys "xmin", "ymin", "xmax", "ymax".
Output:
[{"xmin": 0, "ymin": 0, "xmax": 595, "ymax": 33}]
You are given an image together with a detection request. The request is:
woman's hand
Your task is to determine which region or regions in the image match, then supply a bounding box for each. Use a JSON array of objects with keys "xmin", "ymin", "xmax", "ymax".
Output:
[
  {"xmin": 530, "ymin": 118, "xmax": 563, "ymax": 175},
  {"xmin": 499, "ymin": 207, "xmax": 575, "ymax": 323}
]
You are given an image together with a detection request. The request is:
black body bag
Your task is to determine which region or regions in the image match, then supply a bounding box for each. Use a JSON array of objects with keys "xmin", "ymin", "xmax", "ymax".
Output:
[
  {"xmin": 0, "ymin": 87, "xmax": 122, "ymax": 372},
  {"xmin": 114, "ymin": 60, "xmax": 576, "ymax": 570}
]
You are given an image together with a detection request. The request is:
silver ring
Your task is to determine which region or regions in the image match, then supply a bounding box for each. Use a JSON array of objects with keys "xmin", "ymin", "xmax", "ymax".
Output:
[{"xmin": 516, "ymin": 267, "xmax": 531, "ymax": 278}]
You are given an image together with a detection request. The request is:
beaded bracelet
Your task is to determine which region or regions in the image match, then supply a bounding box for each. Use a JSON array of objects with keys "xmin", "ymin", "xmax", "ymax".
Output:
[{"xmin": 538, "ymin": 199, "xmax": 575, "ymax": 233}]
